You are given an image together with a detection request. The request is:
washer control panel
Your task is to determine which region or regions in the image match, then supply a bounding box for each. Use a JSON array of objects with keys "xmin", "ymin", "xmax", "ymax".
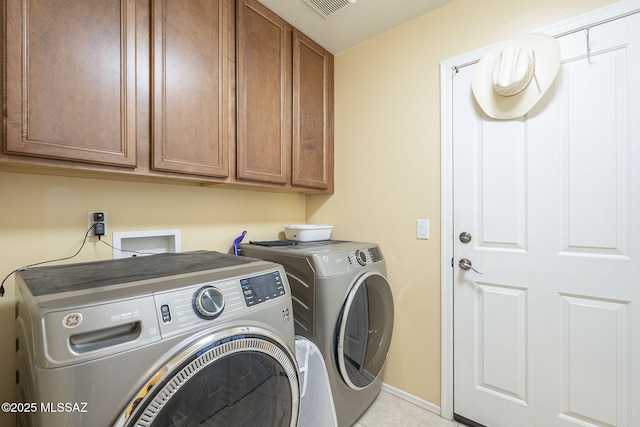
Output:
[
  {"xmin": 153, "ymin": 268, "xmax": 288, "ymax": 339},
  {"xmin": 241, "ymin": 271, "xmax": 286, "ymax": 307},
  {"xmin": 154, "ymin": 280, "xmax": 241, "ymax": 336}
]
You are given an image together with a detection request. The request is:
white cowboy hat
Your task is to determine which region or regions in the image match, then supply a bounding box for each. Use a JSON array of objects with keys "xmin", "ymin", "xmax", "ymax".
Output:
[{"xmin": 472, "ymin": 33, "xmax": 561, "ymax": 120}]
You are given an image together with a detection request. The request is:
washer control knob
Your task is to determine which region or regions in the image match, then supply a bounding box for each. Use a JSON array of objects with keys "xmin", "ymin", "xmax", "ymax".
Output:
[
  {"xmin": 193, "ymin": 286, "xmax": 225, "ymax": 320},
  {"xmin": 355, "ymin": 250, "xmax": 367, "ymax": 266}
]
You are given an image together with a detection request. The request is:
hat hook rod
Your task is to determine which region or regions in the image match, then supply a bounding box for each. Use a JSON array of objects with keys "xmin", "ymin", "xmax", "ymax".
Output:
[
  {"xmin": 585, "ymin": 28, "xmax": 592, "ymax": 64},
  {"xmin": 531, "ymin": 50, "xmax": 541, "ymax": 94},
  {"xmin": 450, "ymin": 59, "xmax": 478, "ymax": 78}
]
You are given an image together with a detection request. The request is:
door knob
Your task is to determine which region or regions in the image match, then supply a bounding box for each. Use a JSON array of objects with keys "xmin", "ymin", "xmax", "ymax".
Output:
[
  {"xmin": 458, "ymin": 258, "xmax": 483, "ymax": 274},
  {"xmin": 459, "ymin": 232, "xmax": 472, "ymax": 243}
]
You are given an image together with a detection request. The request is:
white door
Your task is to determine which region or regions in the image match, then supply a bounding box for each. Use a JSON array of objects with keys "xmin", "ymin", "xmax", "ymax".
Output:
[{"xmin": 453, "ymin": 13, "xmax": 640, "ymax": 427}]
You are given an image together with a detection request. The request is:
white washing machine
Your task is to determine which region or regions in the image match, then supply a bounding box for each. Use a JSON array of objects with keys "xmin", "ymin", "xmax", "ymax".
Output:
[
  {"xmin": 240, "ymin": 241, "xmax": 394, "ymax": 427},
  {"xmin": 15, "ymin": 251, "xmax": 299, "ymax": 427}
]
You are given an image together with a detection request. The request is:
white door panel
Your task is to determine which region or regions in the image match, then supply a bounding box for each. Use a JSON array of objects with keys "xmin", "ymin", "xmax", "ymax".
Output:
[
  {"xmin": 559, "ymin": 295, "xmax": 630, "ymax": 426},
  {"xmin": 558, "ymin": 37, "xmax": 631, "ymax": 258},
  {"xmin": 476, "ymin": 120, "xmax": 528, "ymax": 252},
  {"xmin": 453, "ymin": 12, "xmax": 640, "ymax": 427}
]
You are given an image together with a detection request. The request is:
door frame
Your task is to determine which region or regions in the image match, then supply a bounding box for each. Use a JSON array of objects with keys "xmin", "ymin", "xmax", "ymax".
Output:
[{"xmin": 439, "ymin": 0, "xmax": 640, "ymax": 420}]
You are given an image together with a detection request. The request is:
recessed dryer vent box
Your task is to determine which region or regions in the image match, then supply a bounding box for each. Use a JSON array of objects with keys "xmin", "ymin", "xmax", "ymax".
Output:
[{"xmin": 112, "ymin": 230, "xmax": 181, "ymax": 259}]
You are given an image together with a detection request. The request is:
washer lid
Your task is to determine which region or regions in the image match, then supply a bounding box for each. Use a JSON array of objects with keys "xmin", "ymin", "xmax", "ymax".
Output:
[{"xmin": 18, "ymin": 251, "xmax": 257, "ymax": 296}]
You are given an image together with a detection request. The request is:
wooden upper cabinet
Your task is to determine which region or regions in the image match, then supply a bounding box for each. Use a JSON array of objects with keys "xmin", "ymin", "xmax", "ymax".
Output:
[
  {"xmin": 292, "ymin": 30, "xmax": 334, "ymax": 191},
  {"xmin": 236, "ymin": 0, "xmax": 333, "ymax": 191},
  {"xmin": 2, "ymin": 0, "xmax": 332, "ymax": 192},
  {"xmin": 236, "ymin": 0, "xmax": 292, "ymax": 185},
  {"xmin": 3, "ymin": 0, "xmax": 137, "ymax": 167},
  {"xmin": 151, "ymin": 0, "xmax": 233, "ymax": 178}
]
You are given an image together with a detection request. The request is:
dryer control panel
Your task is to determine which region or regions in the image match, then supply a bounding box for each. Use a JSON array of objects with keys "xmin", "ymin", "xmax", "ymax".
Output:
[{"xmin": 310, "ymin": 245, "xmax": 385, "ymax": 276}]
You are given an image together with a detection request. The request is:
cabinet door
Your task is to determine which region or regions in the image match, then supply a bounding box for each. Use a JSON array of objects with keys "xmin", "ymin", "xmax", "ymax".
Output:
[
  {"xmin": 4, "ymin": 0, "xmax": 136, "ymax": 167},
  {"xmin": 236, "ymin": 0, "xmax": 292, "ymax": 185},
  {"xmin": 151, "ymin": 0, "xmax": 233, "ymax": 178},
  {"xmin": 292, "ymin": 30, "xmax": 334, "ymax": 191}
]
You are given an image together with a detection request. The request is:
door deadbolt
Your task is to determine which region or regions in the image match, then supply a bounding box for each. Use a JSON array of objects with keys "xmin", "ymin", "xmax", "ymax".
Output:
[{"xmin": 459, "ymin": 232, "xmax": 472, "ymax": 244}]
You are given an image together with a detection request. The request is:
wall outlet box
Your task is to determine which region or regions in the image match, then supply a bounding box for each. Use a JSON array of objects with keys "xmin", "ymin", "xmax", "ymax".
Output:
[{"xmin": 112, "ymin": 230, "xmax": 181, "ymax": 259}]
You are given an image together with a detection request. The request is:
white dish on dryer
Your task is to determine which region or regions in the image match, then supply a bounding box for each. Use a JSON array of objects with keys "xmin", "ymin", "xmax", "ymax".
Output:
[{"xmin": 284, "ymin": 224, "xmax": 333, "ymax": 242}]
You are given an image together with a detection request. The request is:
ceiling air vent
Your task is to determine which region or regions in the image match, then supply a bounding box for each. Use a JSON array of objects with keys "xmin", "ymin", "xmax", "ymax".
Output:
[{"xmin": 302, "ymin": 0, "xmax": 356, "ymax": 18}]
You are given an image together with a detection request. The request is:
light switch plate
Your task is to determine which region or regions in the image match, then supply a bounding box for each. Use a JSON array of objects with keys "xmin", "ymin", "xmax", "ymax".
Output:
[{"xmin": 417, "ymin": 219, "xmax": 430, "ymax": 240}]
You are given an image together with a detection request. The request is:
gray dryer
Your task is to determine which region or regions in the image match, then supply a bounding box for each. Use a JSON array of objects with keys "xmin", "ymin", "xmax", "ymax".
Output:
[{"xmin": 241, "ymin": 241, "xmax": 394, "ymax": 427}]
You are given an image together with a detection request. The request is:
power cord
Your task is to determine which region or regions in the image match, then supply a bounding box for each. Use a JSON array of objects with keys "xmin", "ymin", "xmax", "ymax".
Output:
[
  {"xmin": 0, "ymin": 225, "xmax": 95, "ymax": 298},
  {"xmin": 1, "ymin": 226, "xmax": 168, "ymax": 297}
]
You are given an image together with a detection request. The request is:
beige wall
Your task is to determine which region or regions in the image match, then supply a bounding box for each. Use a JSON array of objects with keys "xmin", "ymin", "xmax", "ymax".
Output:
[
  {"xmin": 0, "ymin": 0, "xmax": 621, "ymax": 424},
  {"xmin": 307, "ymin": 0, "xmax": 617, "ymax": 408}
]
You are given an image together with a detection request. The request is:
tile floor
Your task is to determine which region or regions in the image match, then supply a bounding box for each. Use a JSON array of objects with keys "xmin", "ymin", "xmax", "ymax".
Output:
[{"xmin": 354, "ymin": 390, "xmax": 463, "ymax": 427}]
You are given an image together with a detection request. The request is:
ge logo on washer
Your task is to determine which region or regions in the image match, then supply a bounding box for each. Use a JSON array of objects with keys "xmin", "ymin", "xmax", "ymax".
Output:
[{"xmin": 62, "ymin": 313, "xmax": 83, "ymax": 329}]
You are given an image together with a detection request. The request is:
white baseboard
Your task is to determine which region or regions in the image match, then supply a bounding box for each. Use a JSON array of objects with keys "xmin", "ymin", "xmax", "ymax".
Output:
[{"xmin": 381, "ymin": 383, "xmax": 443, "ymax": 417}]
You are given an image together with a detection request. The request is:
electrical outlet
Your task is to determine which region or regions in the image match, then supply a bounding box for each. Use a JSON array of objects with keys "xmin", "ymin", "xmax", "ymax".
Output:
[{"xmin": 87, "ymin": 211, "xmax": 108, "ymax": 237}]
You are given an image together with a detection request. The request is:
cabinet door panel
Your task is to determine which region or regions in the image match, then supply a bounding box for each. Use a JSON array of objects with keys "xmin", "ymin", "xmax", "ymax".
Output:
[
  {"xmin": 151, "ymin": 0, "xmax": 232, "ymax": 177},
  {"xmin": 293, "ymin": 30, "xmax": 334, "ymax": 190},
  {"xmin": 236, "ymin": 0, "xmax": 291, "ymax": 185},
  {"xmin": 4, "ymin": 0, "xmax": 136, "ymax": 167}
]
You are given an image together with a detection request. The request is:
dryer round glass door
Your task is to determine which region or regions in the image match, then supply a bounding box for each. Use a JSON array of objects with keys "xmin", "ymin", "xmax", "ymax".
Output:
[
  {"xmin": 116, "ymin": 328, "xmax": 299, "ymax": 427},
  {"xmin": 337, "ymin": 271, "xmax": 394, "ymax": 390}
]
